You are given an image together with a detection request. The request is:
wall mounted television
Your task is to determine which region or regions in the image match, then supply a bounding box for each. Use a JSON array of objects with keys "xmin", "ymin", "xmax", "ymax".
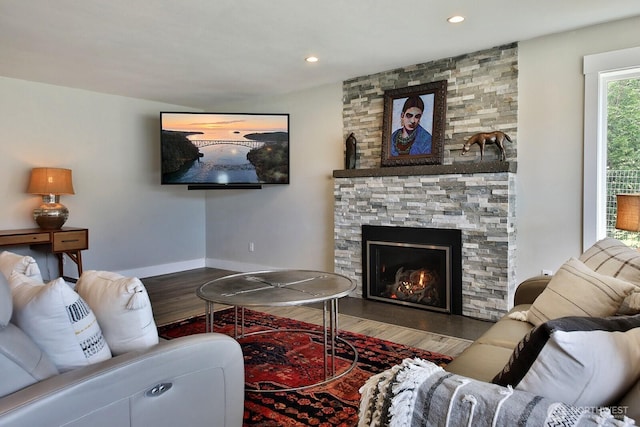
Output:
[{"xmin": 160, "ymin": 112, "xmax": 290, "ymax": 189}]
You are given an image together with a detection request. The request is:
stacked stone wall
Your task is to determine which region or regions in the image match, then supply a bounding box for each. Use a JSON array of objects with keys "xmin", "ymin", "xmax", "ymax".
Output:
[
  {"xmin": 334, "ymin": 172, "xmax": 516, "ymax": 321},
  {"xmin": 342, "ymin": 43, "xmax": 518, "ymax": 168}
]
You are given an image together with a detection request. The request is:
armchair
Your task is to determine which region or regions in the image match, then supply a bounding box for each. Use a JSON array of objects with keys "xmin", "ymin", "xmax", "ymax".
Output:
[{"xmin": 0, "ymin": 270, "xmax": 244, "ymax": 427}]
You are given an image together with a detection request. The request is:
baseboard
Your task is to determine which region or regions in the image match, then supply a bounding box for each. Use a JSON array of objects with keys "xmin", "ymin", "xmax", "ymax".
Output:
[
  {"xmin": 115, "ymin": 257, "xmax": 311, "ymax": 279},
  {"xmin": 116, "ymin": 259, "xmax": 206, "ymax": 279},
  {"xmin": 205, "ymin": 258, "xmax": 282, "ymax": 273}
]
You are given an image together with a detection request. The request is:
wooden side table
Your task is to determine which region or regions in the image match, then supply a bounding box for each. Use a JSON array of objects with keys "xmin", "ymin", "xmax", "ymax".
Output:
[{"xmin": 0, "ymin": 227, "xmax": 88, "ymax": 277}]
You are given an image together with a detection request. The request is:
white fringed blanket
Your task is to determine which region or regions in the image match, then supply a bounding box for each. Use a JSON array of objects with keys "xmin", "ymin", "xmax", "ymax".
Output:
[{"xmin": 358, "ymin": 358, "xmax": 636, "ymax": 427}]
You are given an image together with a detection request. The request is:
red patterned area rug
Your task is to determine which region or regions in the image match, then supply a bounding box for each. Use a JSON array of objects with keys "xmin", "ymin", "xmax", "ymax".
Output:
[{"xmin": 158, "ymin": 308, "xmax": 452, "ymax": 426}]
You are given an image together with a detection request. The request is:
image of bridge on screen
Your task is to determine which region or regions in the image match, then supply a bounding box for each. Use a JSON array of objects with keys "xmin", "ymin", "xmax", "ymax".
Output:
[{"xmin": 160, "ymin": 111, "xmax": 290, "ymax": 187}]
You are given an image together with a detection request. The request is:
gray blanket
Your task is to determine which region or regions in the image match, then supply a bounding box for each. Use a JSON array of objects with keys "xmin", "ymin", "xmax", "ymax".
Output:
[{"xmin": 358, "ymin": 358, "xmax": 635, "ymax": 427}]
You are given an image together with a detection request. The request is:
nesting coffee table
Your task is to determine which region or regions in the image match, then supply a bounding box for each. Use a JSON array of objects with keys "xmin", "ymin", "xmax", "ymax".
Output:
[{"xmin": 196, "ymin": 269, "xmax": 357, "ymax": 391}]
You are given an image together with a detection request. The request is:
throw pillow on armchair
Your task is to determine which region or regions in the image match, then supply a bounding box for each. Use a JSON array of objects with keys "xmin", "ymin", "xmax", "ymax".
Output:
[
  {"xmin": 8, "ymin": 273, "xmax": 112, "ymax": 372},
  {"xmin": 0, "ymin": 251, "xmax": 43, "ymax": 282},
  {"xmin": 75, "ymin": 270, "xmax": 158, "ymax": 355}
]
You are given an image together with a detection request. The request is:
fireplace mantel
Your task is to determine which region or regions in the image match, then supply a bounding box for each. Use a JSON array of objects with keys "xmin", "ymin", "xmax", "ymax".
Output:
[{"xmin": 333, "ymin": 161, "xmax": 516, "ymax": 179}]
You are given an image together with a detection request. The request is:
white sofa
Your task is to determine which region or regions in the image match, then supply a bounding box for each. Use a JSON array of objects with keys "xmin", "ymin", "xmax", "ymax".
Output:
[{"xmin": 0, "ymin": 262, "xmax": 244, "ymax": 427}]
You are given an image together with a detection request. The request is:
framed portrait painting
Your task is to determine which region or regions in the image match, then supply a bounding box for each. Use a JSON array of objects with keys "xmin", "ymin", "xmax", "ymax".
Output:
[{"xmin": 381, "ymin": 80, "xmax": 447, "ymax": 167}]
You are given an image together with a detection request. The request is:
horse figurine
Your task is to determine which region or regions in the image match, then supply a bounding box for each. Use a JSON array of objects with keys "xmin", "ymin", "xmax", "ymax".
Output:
[{"xmin": 461, "ymin": 131, "xmax": 512, "ymax": 161}]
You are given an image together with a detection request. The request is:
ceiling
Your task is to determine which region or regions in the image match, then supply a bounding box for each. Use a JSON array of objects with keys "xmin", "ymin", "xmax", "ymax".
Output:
[{"xmin": 2, "ymin": 1, "xmax": 640, "ymax": 109}]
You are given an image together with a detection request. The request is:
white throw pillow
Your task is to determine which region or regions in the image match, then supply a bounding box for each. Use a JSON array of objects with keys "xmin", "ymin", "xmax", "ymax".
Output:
[
  {"xmin": 526, "ymin": 257, "xmax": 635, "ymax": 326},
  {"xmin": 0, "ymin": 251, "xmax": 43, "ymax": 282},
  {"xmin": 9, "ymin": 273, "xmax": 111, "ymax": 372},
  {"xmin": 494, "ymin": 314, "xmax": 640, "ymax": 407},
  {"xmin": 75, "ymin": 270, "xmax": 158, "ymax": 355}
]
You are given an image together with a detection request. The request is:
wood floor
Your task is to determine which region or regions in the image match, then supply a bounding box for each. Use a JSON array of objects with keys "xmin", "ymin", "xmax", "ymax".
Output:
[{"xmin": 143, "ymin": 267, "xmax": 492, "ymax": 358}]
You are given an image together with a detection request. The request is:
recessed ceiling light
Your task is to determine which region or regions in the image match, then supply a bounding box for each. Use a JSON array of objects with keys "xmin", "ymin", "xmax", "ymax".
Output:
[
  {"xmin": 447, "ymin": 15, "xmax": 465, "ymax": 24},
  {"xmin": 305, "ymin": 56, "xmax": 319, "ymax": 63}
]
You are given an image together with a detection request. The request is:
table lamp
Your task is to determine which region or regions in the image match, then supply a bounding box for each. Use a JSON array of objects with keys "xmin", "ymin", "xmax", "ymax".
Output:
[
  {"xmin": 615, "ymin": 193, "xmax": 640, "ymax": 232},
  {"xmin": 27, "ymin": 167, "xmax": 75, "ymax": 230}
]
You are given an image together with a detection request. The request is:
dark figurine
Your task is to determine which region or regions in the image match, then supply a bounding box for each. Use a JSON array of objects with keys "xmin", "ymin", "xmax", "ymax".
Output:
[
  {"xmin": 345, "ymin": 132, "xmax": 357, "ymax": 169},
  {"xmin": 461, "ymin": 131, "xmax": 512, "ymax": 161}
]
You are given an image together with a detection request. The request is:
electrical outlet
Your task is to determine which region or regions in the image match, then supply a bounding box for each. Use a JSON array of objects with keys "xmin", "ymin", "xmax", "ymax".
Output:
[
  {"xmin": 541, "ymin": 269, "xmax": 553, "ymax": 276},
  {"xmin": 249, "ymin": 242, "xmax": 255, "ymax": 252}
]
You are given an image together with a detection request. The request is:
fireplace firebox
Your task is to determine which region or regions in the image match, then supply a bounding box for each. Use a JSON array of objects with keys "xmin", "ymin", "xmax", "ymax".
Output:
[{"xmin": 362, "ymin": 225, "xmax": 462, "ymax": 315}]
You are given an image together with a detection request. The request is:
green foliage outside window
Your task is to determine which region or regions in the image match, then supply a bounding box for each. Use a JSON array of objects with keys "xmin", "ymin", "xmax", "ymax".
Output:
[{"xmin": 607, "ymin": 77, "xmax": 640, "ymax": 247}]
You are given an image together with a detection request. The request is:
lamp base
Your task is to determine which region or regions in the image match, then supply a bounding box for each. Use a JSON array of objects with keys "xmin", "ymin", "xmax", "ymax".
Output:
[{"xmin": 33, "ymin": 195, "xmax": 69, "ymax": 230}]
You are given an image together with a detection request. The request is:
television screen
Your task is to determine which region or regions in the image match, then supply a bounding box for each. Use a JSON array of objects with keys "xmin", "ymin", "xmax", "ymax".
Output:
[{"xmin": 160, "ymin": 112, "xmax": 289, "ymax": 187}]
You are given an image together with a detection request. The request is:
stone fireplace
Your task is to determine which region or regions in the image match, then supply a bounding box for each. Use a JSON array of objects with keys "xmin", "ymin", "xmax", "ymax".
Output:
[
  {"xmin": 333, "ymin": 163, "xmax": 517, "ymax": 321},
  {"xmin": 334, "ymin": 43, "xmax": 519, "ymax": 321},
  {"xmin": 362, "ymin": 225, "xmax": 462, "ymax": 314}
]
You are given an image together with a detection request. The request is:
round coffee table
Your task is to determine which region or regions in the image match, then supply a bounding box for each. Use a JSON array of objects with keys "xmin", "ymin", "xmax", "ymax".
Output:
[{"xmin": 197, "ymin": 270, "xmax": 357, "ymax": 391}]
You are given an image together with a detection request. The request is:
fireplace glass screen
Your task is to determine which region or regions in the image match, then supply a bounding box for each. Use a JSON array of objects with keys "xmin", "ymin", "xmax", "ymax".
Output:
[{"xmin": 366, "ymin": 240, "xmax": 451, "ymax": 313}]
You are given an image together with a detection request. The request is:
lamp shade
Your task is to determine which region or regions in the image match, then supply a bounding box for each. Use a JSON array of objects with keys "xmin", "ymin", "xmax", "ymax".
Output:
[
  {"xmin": 616, "ymin": 193, "xmax": 640, "ymax": 232},
  {"xmin": 27, "ymin": 168, "xmax": 75, "ymax": 195}
]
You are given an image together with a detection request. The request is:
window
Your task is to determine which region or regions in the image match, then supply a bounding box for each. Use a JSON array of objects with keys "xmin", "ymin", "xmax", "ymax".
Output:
[
  {"xmin": 605, "ymin": 75, "xmax": 640, "ymax": 247},
  {"xmin": 583, "ymin": 47, "xmax": 640, "ymax": 251}
]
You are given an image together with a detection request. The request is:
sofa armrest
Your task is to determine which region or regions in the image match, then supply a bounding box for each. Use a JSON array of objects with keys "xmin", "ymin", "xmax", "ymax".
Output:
[
  {"xmin": 514, "ymin": 275, "xmax": 551, "ymax": 306},
  {"xmin": 0, "ymin": 333, "xmax": 244, "ymax": 427}
]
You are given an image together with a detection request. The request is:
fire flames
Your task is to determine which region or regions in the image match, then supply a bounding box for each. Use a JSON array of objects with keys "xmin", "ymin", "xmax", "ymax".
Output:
[{"xmin": 390, "ymin": 267, "xmax": 440, "ymax": 305}]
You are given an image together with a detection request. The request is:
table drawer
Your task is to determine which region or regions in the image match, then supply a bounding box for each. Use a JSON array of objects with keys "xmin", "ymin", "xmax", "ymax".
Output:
[
  {"xmin": 0, "ymin": 232, "xmax": 50, "ymax": 246},
  {"xmin": 52, "ymin": 230, "xmax": 88, "ymax": 252}
]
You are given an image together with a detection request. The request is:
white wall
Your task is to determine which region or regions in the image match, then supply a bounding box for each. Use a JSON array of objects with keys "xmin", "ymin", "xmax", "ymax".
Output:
[
  {"xmin": 203, "ymin": 83, "xmax": 344, "ymax": 272},
  {"xmin": 516, "ymin": 16, "xmax": 640, "ymax": 282},
  {"xmin": 0, "ymin": 77, "xmax": 206, "ymax": 280}
]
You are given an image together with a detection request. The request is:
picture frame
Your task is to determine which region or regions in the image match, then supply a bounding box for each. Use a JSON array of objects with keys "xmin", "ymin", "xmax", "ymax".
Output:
[{"xmin": 381, "ymin": 80, "xmax": 447, "ymax": 167}]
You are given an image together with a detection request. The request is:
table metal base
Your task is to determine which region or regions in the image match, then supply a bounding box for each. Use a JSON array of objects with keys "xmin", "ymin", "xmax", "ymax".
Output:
[{"xmin": 204, "ymin": 299, "xmax": 359, "ymax": 392}]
